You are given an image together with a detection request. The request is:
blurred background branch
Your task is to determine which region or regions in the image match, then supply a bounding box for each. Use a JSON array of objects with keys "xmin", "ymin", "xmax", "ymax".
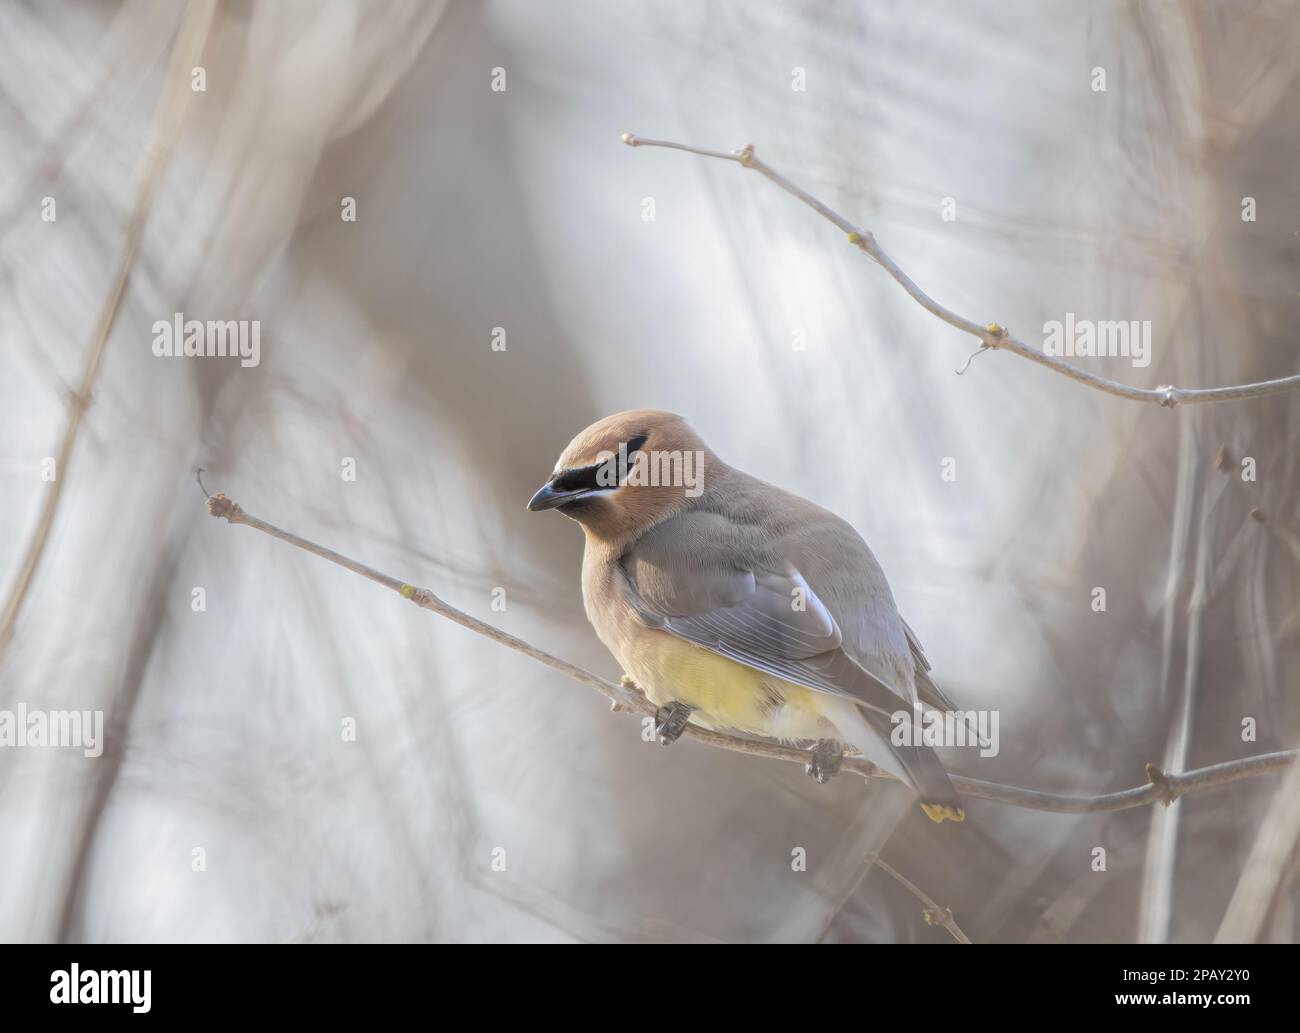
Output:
[{"xmin": 0, "ymin": 0, "xmax": 217, "ymax": 656}]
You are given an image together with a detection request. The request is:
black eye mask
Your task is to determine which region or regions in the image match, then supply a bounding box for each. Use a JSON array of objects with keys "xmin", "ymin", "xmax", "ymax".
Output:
[{"xmin": 552, "ymin": 434, "xmax": 649, "ymax": 491}]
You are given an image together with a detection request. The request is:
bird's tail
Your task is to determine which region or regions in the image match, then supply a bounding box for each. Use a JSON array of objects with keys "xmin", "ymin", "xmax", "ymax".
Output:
[
  {"xmin": 860, "ymin": 707, "xmax": 965, "ymax": 823},
  {"xmin": 821, "ymin": 701, "xmax": 967, "ymax": 826}
]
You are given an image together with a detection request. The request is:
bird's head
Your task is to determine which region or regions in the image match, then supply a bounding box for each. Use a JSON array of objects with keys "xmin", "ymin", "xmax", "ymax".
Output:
[{"xmin": 527, "ymin": 409, "xmax": 711, "ymax": 539}]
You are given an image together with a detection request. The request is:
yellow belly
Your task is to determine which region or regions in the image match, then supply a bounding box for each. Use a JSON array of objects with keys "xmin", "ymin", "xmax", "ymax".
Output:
[
  {"xmin": 623, "ymin": 630, "xmax": 966, "ymax": 823},
  {"xmin": 626, "ymin": 631, "xmax": 837, "ymax": 742}
]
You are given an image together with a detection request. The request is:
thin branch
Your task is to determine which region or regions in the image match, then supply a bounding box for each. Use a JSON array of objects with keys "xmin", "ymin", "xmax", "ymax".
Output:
[
  {"xmin": 621, "ymin": 133, "xmax": 1300, "ymax": 408},
  {"xmin": 866, "ymin": 853, "xmax": 971, "ymax": 943},
  {"xmin": 205, "ymin": 488, "xmax": 1297, "ymax": 814}
]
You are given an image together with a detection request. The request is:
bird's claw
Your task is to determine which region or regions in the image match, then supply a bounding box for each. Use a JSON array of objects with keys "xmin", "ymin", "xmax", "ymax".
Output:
[
  {"xmin": 804, "ymin": 739, "xmax": 843, "ymax": 784},
  {"xmin": 654, "ymin": 701, "xmax": 693, "ymax": 745}
]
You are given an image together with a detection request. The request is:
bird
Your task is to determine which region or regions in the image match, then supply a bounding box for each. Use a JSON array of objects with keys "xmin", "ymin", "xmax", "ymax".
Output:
[{"xmin": 526, "ymin": 409, "xmax": 964, "ymax": 822}]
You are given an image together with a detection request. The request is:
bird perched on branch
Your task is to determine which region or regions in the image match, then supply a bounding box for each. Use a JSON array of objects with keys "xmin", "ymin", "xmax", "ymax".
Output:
[{"xmin": 527, "ymin": 409, "xmax": 964, "ymax": 822}]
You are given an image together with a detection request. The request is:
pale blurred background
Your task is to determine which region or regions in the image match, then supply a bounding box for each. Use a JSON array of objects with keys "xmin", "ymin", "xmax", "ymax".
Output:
[{"xmin": 1, "ymin": 0, "xmax": 1298, "ymax": 943}]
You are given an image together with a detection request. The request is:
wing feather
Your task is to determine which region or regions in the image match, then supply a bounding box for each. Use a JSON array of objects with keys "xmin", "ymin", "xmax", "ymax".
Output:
[{"xmin": 622, "ymin": 550, "xmax": 908, "ymax": 718}]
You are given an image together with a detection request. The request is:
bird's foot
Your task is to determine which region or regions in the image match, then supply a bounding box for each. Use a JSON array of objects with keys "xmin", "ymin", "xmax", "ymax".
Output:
[
  {"xmin": 804, "ymin": 739, "xmax": 843, "ymax": 784},
  {"xmin": 654, "ymin": 701, "xmax": 694, "ymax": 745}
]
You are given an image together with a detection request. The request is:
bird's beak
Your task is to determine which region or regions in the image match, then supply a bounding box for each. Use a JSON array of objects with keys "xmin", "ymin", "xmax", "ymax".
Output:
[{"xmin": 527, "ymin": 481, "xmax": 595, "ymax": 512}]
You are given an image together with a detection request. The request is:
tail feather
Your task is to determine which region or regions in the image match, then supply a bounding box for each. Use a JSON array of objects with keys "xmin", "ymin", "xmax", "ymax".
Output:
[
  {"xmin": 863, "ymin": 709, "xmax": 965, "ymax": 822},
  {"xmin": 821, "ymin": 695, "xmax": 965, "ymax": 823}
]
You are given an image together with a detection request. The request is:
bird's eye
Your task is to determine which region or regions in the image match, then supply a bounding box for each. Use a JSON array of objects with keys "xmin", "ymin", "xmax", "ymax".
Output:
[{"xmin": 624, "ymin": 434, "xmax": 648, "ymax": 454}]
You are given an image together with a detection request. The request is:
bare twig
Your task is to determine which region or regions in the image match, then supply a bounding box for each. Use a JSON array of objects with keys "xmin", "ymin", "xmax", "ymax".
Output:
[
  {"xmin": 620, "ymin": 133, "xmax": 1300, "ymax": 408},
  {"xmin": 205, "ymin": 488, "xmax": 1297, "ymax": 814},
  {"xmin": 866, "ymin": 853, "xmax": 971, "ymax": 943}
]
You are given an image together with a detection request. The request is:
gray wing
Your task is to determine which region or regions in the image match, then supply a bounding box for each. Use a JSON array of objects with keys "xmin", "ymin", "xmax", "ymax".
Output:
[
  {"xmin": 620, "ymin": 518, "xmax": 910, "ymax": 718},
  {"xmin": 620, "ymin": 510, "xmax": 961, "ymax": 808},
  {"xmin": 902, "ymin": 618, "xmax": 959, "ymax": 712}
]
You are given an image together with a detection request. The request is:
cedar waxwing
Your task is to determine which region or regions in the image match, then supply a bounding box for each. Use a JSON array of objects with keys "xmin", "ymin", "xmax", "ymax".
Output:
[{"xmin": 528, "ymin": 409, "xmax": 964, "ymax": 822}]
